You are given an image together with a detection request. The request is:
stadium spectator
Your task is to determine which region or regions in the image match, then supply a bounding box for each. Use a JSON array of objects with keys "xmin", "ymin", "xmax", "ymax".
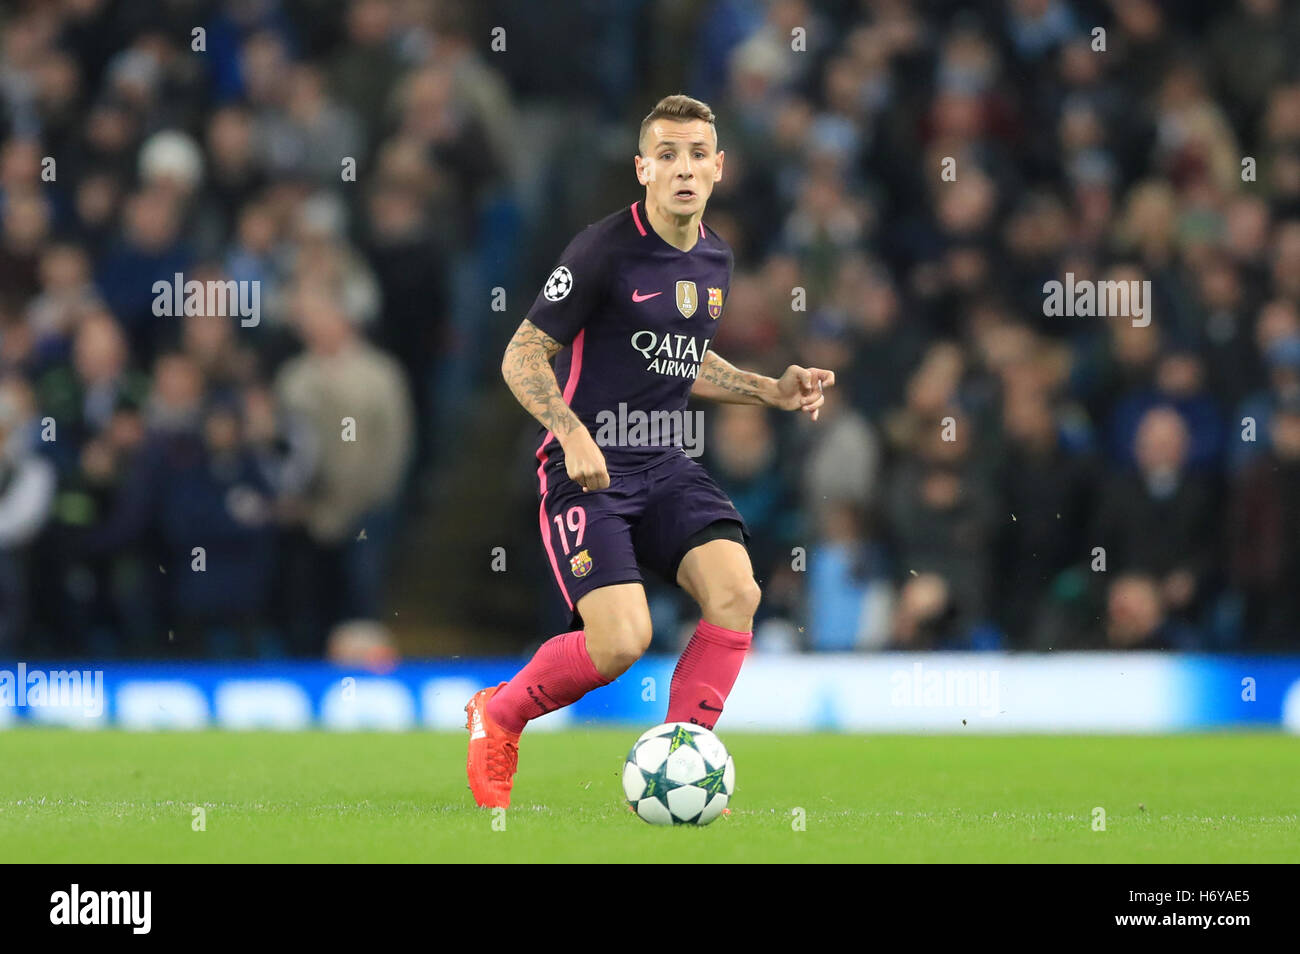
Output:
[
  {"xmin": 1105, "ymin": 573, "xmax": 1176, "ymax": 650},
  {"xmin": 0, "ymin": 374, "xmax": 54, "ymax": 649},
  {"xmin": 886, "ymin": 407, "xmax": 999, "ymax": 646},
  {"xmin": 1229, "ymin": 397, "xmax": 1300, "ymax": 649},
  {"xmin": 159, "ymin": 394, "xmax": 278, "ymax": 657},
  {"xmin": 274, "ymin": 280, "xmax": 412, "ymax": 653},
  {"xmin": 807, "ymin": 502, "xmax": 892, "ymax": 651},
  {"xmin": 995, "ymin": 385, "xmax": 1097, "ymax": 648},
  {"xmin": 1094, "ymin": 406, "xmax": 1216, "ymax": 648},
  {"xmin": 708, "ymin": 403, "xmax": 798, "ymax": 589}
]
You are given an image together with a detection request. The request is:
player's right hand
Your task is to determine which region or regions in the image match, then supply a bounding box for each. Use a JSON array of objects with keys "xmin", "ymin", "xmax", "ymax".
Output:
[{"xmin": 562, "ymin": 431, "xmax": 611, "ymax": 492}]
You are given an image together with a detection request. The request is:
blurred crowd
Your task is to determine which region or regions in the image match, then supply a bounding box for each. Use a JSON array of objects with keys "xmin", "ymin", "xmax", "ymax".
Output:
[
  {"xmin": 1, "ymin": 0, "xmax": 1299, "ymax": 657},
  {"xmin": 0, "ymin": 0, "xmax": 439, "ymax": 656},
  {"xmin": 679, "ymin": 0, "xmax": 1300, "ymax": 653}
]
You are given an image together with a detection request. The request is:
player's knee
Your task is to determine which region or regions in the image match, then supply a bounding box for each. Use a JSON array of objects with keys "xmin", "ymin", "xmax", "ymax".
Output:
[
  {"xmin": 706, "ymin": 577, "xmax": 762, "ymax": 626},
  {"xmin": 586, "ymin": 613, "xmax": 653, "ymax": 677}
]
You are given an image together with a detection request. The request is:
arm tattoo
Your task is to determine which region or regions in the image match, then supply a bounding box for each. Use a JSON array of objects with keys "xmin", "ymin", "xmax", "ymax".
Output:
[
  {"xmin": 695, "ymin": 351, "xmax": 768, "ymax": 403},
  {"xmin": 501, "ymin": 320, "xmax": 584, "ymax": 436}
]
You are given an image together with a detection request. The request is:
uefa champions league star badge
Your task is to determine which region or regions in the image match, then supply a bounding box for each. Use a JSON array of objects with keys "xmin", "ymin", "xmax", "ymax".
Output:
[{"xmin": 545, "ymin": 266, "xmax": 573, "ymax": 301}]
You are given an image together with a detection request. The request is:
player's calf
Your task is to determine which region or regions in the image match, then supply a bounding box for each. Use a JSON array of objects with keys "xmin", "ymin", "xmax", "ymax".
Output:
[
  {"xmin": 474, "ymin": 585, "xmax": 647, "ymax": 776},
  {"xmin": 485, "ymin": 630, "xmax": 611, "ymax": 735},
  {"xmin": 665, "ymin": 619, "xmax": 753, "ymax": 730},
  {"xmin": 669, "ymin": 538, "xmax": 760, "ymax": 729}
]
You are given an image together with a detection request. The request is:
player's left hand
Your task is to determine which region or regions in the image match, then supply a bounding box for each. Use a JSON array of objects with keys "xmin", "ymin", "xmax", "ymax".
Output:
[{"xmin": 773, "ymin": 366, "xmax": 836, "ymax": 421}]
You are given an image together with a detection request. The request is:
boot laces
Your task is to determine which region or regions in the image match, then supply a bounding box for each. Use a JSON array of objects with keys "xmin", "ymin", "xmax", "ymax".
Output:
[{"xmin": 487, "ymin": 737, "xmax": 518, "ymax": 783}]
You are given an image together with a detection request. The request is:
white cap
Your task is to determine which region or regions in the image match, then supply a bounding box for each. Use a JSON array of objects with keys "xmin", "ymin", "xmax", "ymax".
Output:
[{"xmin": 139, "ymin": 129, "xmax": 205, "ymax": 191}]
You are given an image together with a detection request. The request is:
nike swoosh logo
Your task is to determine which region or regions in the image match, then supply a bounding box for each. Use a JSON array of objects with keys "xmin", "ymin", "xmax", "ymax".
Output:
[
  {"xmin": 631, "ymin": 290, "xmax": 662, "ymax": 302},
  {"xmin": 699, "ymin": 700, "xmax": 723, "ymax": 712}
]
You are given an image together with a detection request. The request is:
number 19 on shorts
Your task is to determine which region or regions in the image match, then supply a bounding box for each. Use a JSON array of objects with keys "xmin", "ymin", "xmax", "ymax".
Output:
[{"xmin": 553, "ymin": 506, "xmax": 586, "ymax": 554}]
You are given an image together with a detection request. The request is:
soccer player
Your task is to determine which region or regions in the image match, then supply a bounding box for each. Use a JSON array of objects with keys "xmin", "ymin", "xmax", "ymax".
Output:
[{"xmin": 466, "ymin": 95, "xmax": 835, "ymax": 808}]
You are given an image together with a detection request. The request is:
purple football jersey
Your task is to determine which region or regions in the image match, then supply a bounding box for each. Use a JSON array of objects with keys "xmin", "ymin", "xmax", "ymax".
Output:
[{"xmin": 526, "ymin": 200, "xmax": 733, "ymax": 475}]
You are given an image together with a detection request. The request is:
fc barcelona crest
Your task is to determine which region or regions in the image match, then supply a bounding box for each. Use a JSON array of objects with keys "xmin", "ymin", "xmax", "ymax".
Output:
[
  {"xmin": 569, "ymin": 549, "xmax": 592, "ymax": 578},
  {"xmin": 676, "ymin": 281, "xmax": 697, "ymax": 318},
  {"xmin": 707, "ymin": 287, "xmax": 723, "ymax": 319}
]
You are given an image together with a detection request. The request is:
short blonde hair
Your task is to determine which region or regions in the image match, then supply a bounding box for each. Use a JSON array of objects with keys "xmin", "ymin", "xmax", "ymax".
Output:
[{"xmin": 638, "ymin": 94, "xmax": 717, "ymax": 153}]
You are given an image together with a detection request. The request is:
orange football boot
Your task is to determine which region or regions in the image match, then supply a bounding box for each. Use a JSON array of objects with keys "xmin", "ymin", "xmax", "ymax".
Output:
[{"xmin": 465, "ymin": 683, "xmax": 521, "ymax": 808}]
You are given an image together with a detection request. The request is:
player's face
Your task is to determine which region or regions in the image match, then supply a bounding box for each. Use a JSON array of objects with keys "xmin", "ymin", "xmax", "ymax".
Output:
[{"xmin": 637, "ymin": 119, "xmax": 723, "ymax": 218}]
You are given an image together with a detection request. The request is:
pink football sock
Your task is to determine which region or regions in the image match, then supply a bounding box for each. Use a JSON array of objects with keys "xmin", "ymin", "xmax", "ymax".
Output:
[
  {"xmin": 487, "ymin": 630, "xmax": 610, "ymax": 735},
  {"xmin": 665, "ymin": 619, "xmax": 753, "ymax": 730}
]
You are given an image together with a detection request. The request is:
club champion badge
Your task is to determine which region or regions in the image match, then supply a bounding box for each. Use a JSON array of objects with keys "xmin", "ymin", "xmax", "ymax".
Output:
[{"xmin": 676, "ymin": 280, "xmax": 698, "ymax": 318}]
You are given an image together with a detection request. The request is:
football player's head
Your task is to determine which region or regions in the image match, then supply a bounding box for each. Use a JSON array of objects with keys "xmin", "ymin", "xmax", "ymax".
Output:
[{"xmin": 635, "ymin": 94, "xmax": 724, "ymax": 219}]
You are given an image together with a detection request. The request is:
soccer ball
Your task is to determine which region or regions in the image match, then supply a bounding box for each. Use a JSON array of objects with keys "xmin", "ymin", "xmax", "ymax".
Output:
[{"xmin": 622, "ymin": 722, "xmax": 734, "ymax": 825}]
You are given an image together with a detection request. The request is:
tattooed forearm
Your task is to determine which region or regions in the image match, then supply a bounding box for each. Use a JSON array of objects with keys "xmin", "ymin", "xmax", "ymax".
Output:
[
  {"xmin": 501, "ymin": 319, "xmax": 585, "ymax": 437},
  {"xmin": 691, "ymin": 351, "xmax": 775, "ymax": 405}
]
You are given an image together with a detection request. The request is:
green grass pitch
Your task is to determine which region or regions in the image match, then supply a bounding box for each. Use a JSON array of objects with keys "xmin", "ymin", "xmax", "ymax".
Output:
[{"xmin": 0, "ymin": 730, "xmax": 1296, "ymax": 862}]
